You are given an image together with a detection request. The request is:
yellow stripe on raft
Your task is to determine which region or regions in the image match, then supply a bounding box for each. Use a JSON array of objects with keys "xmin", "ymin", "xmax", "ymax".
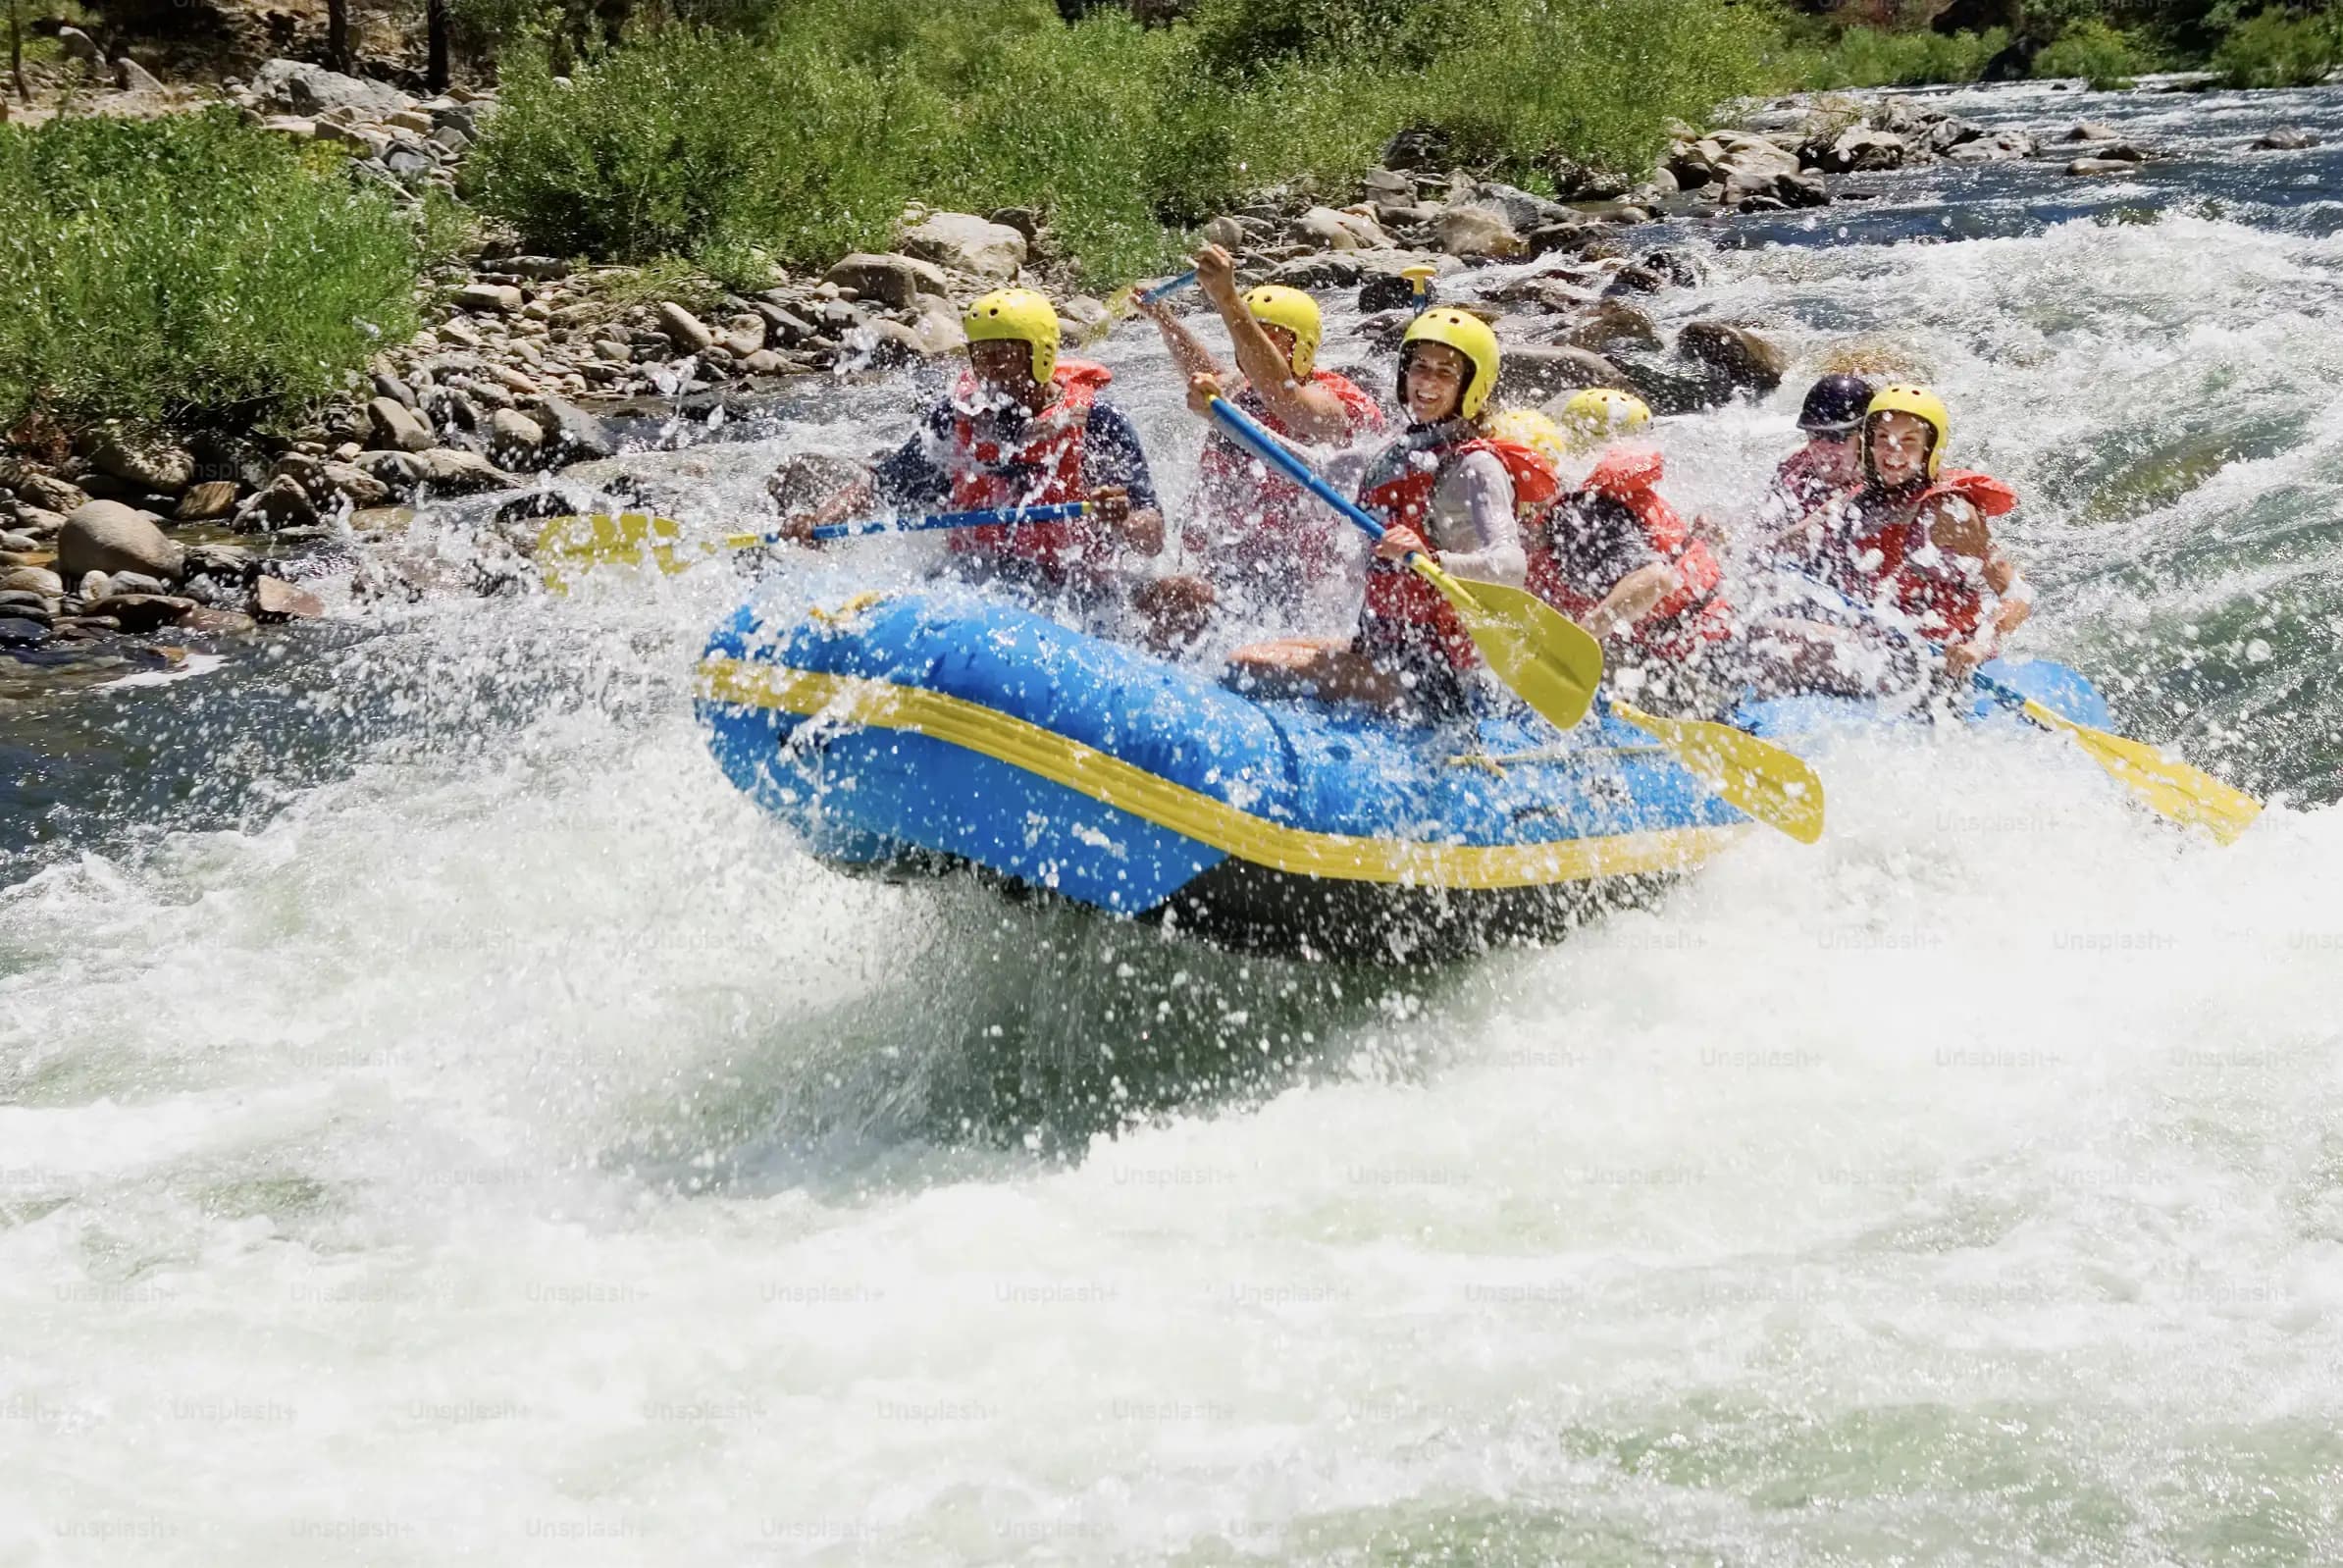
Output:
[{"xmin": 696, "ymin": 656, "xmax": 1747, "ymax": 891}]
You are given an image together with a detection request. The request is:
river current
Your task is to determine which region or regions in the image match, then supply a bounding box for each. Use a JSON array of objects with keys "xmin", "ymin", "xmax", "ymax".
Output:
[{"xmin": 4, "ymin": 78, "xmax": 2342, "ymax": 1565}]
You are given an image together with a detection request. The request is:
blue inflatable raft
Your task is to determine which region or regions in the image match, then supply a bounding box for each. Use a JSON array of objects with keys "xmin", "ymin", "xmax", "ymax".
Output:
[{"xmin": 695, "ymin": 590, "xmax": 2109, "ymax": 960}]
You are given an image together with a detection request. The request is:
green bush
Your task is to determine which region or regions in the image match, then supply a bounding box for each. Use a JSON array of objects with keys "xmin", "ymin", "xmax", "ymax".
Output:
[
  {"xmin": 2212, "ymin": 6, "xmax": 2341, "ymax": 84},
  {"xmin": 0, "ymin": 108, "xmax": 421, "ymax": 429},
  {"xmin": 466, "ymin": 0, "xmax": 1773, "ymax": 287},
  {"xmin": 1783, "ymin": 25, "xmax": 2008, "ymax": 88},
  {"xmin": 2033, "ymin": 18, "xmax": 2149, "ymax": 85}
]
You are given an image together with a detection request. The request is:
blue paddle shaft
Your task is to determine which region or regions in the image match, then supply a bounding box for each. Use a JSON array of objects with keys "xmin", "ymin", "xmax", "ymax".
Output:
[
  {"xmin": 809, "ymin": 501, "xmax": 1089, "ymax": 543},
  {"xmin": 1208, "ymin": 396, "xmax": 1390, "ymax": 544},
  {"xmin": 1140, "ymin": 270, "xmax": 1198, "ymax": 305},
  {"xmin": 1778, "ymin": 567, "xmax": 2012, "ymax": 706}
]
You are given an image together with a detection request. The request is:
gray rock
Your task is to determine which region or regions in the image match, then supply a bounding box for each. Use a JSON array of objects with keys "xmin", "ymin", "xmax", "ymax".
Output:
[
  {"xmin": 115, "ymin": 56, "xmax": 166, "ymax": 93},
  {"xmin": 180, "ymin": 606, "xmax": 261, "ymax": 636},
  {"xmin": 657, "ymin": 301, "xmax": 715, "ymax": 354},
  {"xmin": 353, "ymin": 450, "xmax": 430, "ymax": 495},
  {"xmin": 527, "ymin": 395, "xmax": 618, "ymax": 463},
  {"xmin": 1552, "ymin": 299, "xmax": 1662, "ymax": 354},
  {"xmin": 1438, "ymin": 205, "xmax": 1524, "ymax": 260},
  {"xmin": 429, "ymin": 125, "xmax": 473, "ymax": 155},
  {"xmin": 98, "ymin": 594, "xmax": 196, "ymax": 632},
  {"xmin": 58, "ymin": 501, "xmax": 184, "ymax": 581},
  {"xmin": 507, "ymin": 256, "xmax": 572, "ymax": 280},
  {"xmin": 1677, "ymin": 321, "xmax": 1787, "ymax": 394},
  {"xmin": 1201, "ymin": 214, "xmax": 1248, "ymax": 249},
  {"xmin": 0, "ymin": 566, "xmax": 64, "ymax": 598},
  {"xmin": 416, "ymin": 449, "xmax": 517, "ymax": 494},
  {"xmin": 2063, "ymin": 121, "xmax": 2120, "ymax": 141},
  {"xmin": 1945, "ymin": 131, "xmax": 2035, "ymax": 164},
  {"xmin": 95, "ymin": 570, "xmax": 167, "ymax": 599},
  {"xmin": 367, "ymin": 396, "xmax": 435, "ymax": 453},
  {"xmin": 1813, "ymin": 127, "xmax": 1907, "ymax": 176},
  {"xmin": 0, "ymin": 616, "xmax": 49, "ymax": 648},
  {"xmin": 824, "ymin": 253, "xmax": 952, "ymax": 309},
  {"xmin": 1294, "ymin": 205, "xmax": 1391, "ymax": 251},
  {"xmin": 317, "ymin": 463, "xmax": 391, "ymax": 507},
  {"xmin": 720, "ymin": 314, "xmax": 767, "ymax": 358},
  {"xmin": 58, "ymin": 26, "xmax": 104, "ymax": 65},
  {"xmin": 174, "ymin": 481, "xmax": 240, "ymax": 521},
  {"xmin": 2252, "ymin": 127, "xmax": 2317, "ymax": 150},
  {"xmin": 2066, "ymin": 158, "xmax": 2138, "ymax": 176},
  {"xmin": 13, "ymin": 507, "xmax": 67, "ymax": 539},
  {"xmin": 252, "ymin": 59, "xmax": 409, "ymax": 119},
  {"xmin": 455, "ymin": 283, "xmax": 524, "ymax": 314},
  {"xmin": 91, "ymin": 433, "xmax": 195, "ymax": 495},
  {"xmin": 384, "ymin": 145, "xmax": 436, "ymax": 182},
  {"xmin": 1474, "ymin": 182, "xmax": 1568, "ymax": 234},
  {"xmin": 903, "ymin": 212, "xmax": 1026, "ymax": 280},
  {"xmin": 1498, "ymin": 345, "xmax": 1630, "ymax": 404},
  {"xmin": 753, "ymin": 301, "xmax": 818, "ymax": 346},
  {"xmin": 253, "ymin": 576, "xmax": 328, "ymax": 621},
  {"xmin": 7, "ymin": 470, "xmax": 91, "ymax": 514},
  {"xmin": 490, "ymin": 409, "xmax": 546, "ymax": 463},
  {"xmin": 238, "ymin": 475, "xmax": 321, "ymax": 531}
]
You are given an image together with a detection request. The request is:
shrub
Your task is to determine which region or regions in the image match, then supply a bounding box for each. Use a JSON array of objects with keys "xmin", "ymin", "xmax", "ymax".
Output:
[
  {"xmin": 467, "ymin": 0, "xmax": 1776, "ymax": 287},
  {"xmin": 2033, "ymin": 19, "xmax": 2149, "ymax": 85},
  {"xmin": 1784, "ymin": 25, "xmax": 2008, "ymax": 88},
  {"xmin": 2212, "ymin": 7, "xmax": 2341, "ymax": 85},
  {"xmin": 0, "ymin": 108, "xmax": 421, "ymax": 429}
]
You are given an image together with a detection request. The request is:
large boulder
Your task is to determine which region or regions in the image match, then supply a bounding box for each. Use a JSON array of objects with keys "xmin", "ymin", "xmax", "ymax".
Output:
[
  {"xmin": 366, "ymin": 396, "xmax": 435, "ymax": 453},
  {"xmin": 57, "ymin": 501, "xmax": 184, "ymax": 581},
  {"xmin": 1498, "ymin": 345, "xmax": 1630, "ymax": 405},
  {"xmin": 1293, "ymin": 205, "xmax": 1391, "ymax": 252},
  {"xmin": 527, "ymin": 395, "xmax": 619, "ymax": 463},
  {"xmin": 2252, "ymin": 127, "xmax": 2317, "ymax": 150},
  {"xmin": 903, "ymin": 212, "xmax": 1026, "ymax": 281},
  {"xmin": 824, "ymin": 252, "xmax": 952, "ymax": 309},
  {"xmin": 1473, "ymin": 182, "xmax": 1568, "ymax": 234},
  {"xmin": 1437, "ymin": 205, "xmax": 1525, "ymax": 261},
  {"xmin": 1813, "ymin": 127, "xmax": 1908, "ymax": 175},
  {"xmin": 90, "ymin": 432, "xmax": 195, "ymax": 496},
  {"xmin": 1945, "ymin": 131, "xmax": 2035, "ymax": 164},
  {"xmin": 1676, "ymin": 322, "xmax": 1788, "ymax": 394},
  {"xmin": 250, "ymin": 59, "xmax": 409, "ymax": 119},
  {"xmin": 6, "ymin": 469, "xmax": 91, "ymax": 514}
]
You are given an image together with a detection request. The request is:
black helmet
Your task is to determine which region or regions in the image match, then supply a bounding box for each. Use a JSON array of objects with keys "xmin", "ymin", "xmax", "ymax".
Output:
[{"xmin": 1796, "ymin": 373, "xmax": 1876, "ymax": 435}]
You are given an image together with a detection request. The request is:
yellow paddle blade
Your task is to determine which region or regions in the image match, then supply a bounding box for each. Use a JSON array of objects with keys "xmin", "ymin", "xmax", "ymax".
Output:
[
  {"xmin": 534, "ymin": 513, "xmax": 763, "ymax": 592},
  {"xmin": 2020, "ymin": 697, "xmax": 2263, "ymax": 845},
  {"xmin": 1610, "ymin": 699, "xmax": 1827, "ymax": 845},
  {"xmin": 1414, "ymin": 560, "xmax": 1604, "ymax": 731}
]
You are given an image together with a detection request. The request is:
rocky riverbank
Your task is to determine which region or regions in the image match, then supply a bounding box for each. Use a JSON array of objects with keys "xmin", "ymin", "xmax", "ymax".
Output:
[{"xmin": 2, "ymin": 58, "xmax": 2326, "ymax": 701}]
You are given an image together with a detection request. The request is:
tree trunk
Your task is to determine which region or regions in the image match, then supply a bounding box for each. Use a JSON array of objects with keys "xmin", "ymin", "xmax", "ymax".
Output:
[
  {"xmin": 10, "ymin": 0, "xmax": 26, "ymax": 106},
  {"xmin": 426, "ymin": 0, "xmax": 448, "ymax": 92},
  {"xmin": 326, "ymin": 0, "xmax": 349, "ymax": 74}
]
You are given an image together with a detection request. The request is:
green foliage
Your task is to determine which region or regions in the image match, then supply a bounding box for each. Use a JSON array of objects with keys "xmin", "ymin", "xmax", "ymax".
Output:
[
  {"xmin": 466, "ymin": 0, "xmax": 1772, "ymax": 287},
  {"xmin": 1778, "ymin": 25, "xmax": 2008, "ymax": 88},
  {"xmin": 2033, "ymin": 18, "xmax": 2149, "ymax": 84},
  {"xmin": 0, "ymin": 108, "xmax": 421, "ymax": 429},
  {"xmin": 2211, "ymin": 6, "xmax": 2341, "ymax": 84}
]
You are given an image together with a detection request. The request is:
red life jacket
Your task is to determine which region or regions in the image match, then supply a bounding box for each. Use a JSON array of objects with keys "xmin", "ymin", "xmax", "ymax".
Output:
[
  {"xmin": 1191, "ymin": 371, "xmax": 1383, "ymax": 581},
  {"xmin": 944, "ymin": 358, "xmax": 1117, "ymax": 576},
  {"xmin": 1836, "ymin": 469, "xmax": 2017, "ymax": 645},
  {"xmin": 1356, "ymin": 427, "xmax": 1551, "ymax": 669},
  {"xmin": 1530, "ymin": 445, "xmax": 1733, "ymax": 661}
]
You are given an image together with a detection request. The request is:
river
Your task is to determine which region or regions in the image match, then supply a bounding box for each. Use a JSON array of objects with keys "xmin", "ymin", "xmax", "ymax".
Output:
[{"xmin": 4, "ymin": 78, "xmax": 2342, "ymax": 1565}]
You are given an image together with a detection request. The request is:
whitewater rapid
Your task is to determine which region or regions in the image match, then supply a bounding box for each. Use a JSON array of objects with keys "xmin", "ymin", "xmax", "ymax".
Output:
[{"xmin": 6, "ymin": 78, "xmax": 2343, "ymax": 1566}]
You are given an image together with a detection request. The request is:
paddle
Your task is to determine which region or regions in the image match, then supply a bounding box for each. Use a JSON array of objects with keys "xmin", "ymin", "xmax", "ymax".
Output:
[
  {"xmin": 1207, "ymin": 395, "xmax": 1603, "ymax": 731},
  {"xmin": 1775, "ymin": 569, "xmax": 2262, "ymax": 844},
  {"xmin": 1971, "ymin": 672, "xmax": 2263, "ymax": 844},
  {"xmin": 535, "ymin": 502, "xmax": 1092, "ymax": 588},
  {"xmin": 1084, "ymin": 270, "xmax": 1198, "ymax": 344}
]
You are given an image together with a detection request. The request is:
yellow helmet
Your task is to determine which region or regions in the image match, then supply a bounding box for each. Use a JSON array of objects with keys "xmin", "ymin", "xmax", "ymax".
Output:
[
  {"xmin": 1240, "ymin": 286, "xmax": 1323, "ymax": 380},
  {"xmin": 1553, "ymin": 388, "xmax": 1652, "ymax": 453},
  {"xmin": 1399, "ymin": 308, "xmax": 1500, "ymax": 420},
  {"xmin": 1864, "ymin": 384, "xmax": 1950, "ymax": 479},
  {"xmin": 1485, "ymin": 408, "xmax": 1568, "ymax": 470},
  {"xmin": 962, "ymin": 287, "xmax": 1061, "ymax": 385}
]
